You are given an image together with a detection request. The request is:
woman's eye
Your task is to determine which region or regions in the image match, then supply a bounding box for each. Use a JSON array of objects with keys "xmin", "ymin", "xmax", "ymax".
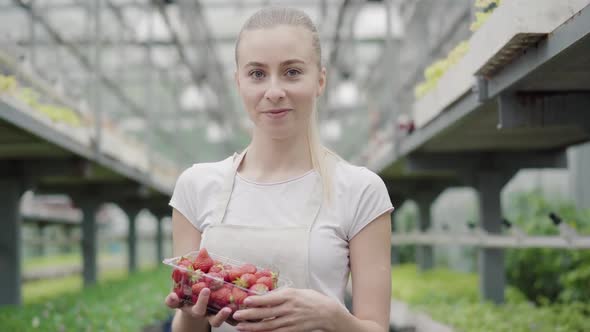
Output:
[
  {"xmin": 286, "ymin": 69, "xmax": 301, "ymax": 77},
  {"xmin": 249, "ymin": 70, "xmax": 265, "ymax": 79}
]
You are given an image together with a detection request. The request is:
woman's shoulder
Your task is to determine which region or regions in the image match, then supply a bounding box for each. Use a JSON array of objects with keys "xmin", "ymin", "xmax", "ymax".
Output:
[
  {"xmin": 331, "ymin": 158, "xmax": 385, "ymax": 189},
  {"xmin": 175, "ymin": 155, "xmax": 234, "ymax": 188}
]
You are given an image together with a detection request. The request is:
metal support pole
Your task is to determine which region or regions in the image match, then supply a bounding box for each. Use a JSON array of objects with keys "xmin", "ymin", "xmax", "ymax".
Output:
[
  {"xmin": 61, "ymin": 224, "xmax": 74, "ymax": 254},
  {"xmin": 0, "ymin": 178, "xmax": 24, "ymax": 306},
  {"xmin": 416, "ymin": 198, "xmax": 434, "ymax": 271},
  {"xmin": 156, "ymin": 216, "xmax": 164, "ymax": 264},
  {"xmin": 35, "ymin": 223, "xmax": 47, "ymax": 256},
  {"xmin": 125, "ymin": 207, "xmax": 141, "ymax": 273},
  {"xmin": 79, "ymin": 199, "xmax": 99, "ymax": 287},
  {"xmin": 474, "ymin": 171, "xmax": 512, "ymax": 304}
]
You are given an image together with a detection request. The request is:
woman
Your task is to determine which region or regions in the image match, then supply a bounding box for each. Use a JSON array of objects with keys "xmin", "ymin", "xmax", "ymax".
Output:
[{"xmin": 165, "ymin": 7, "xmax": 393, "ymax": 332}]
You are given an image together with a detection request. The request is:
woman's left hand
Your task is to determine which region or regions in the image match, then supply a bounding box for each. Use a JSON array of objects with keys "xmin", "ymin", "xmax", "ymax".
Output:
[{"xmin": 232, "ymin": 287, "xmax": 340, "ymax": 332}]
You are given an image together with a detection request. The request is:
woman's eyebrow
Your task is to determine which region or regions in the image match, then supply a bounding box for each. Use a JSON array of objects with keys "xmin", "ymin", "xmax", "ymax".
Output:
[
  {"xmin": 245, "ymin": 61, "xmax": 267, "ymax": 68},
  {"xmin": 281, "ymin": 59, "xmax": 305, "ymax": 66},
  {"xmin": 244, "ymin": 59, "xmax": 306, "ymax": 68}
]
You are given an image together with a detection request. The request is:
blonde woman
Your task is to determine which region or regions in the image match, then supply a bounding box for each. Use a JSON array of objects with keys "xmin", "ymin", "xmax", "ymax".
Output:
[{"xmin": 165, "ymin": 7, "xmax": 393, "ymax": 332}]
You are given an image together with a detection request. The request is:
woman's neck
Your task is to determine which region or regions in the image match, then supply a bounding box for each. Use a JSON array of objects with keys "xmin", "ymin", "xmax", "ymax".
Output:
[{"xmin": 239, "ymin": 131, "xmax": 313, "ymax": 183}]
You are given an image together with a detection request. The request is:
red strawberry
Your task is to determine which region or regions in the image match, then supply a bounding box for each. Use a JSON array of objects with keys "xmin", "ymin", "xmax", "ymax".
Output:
[
  {"xmin": 209, "ymin": 263, "xmax": 225, "ymax": 273},
  {"xmin": 173, "ymin": 283, "xmax": 185, "ymax": 301},
  {"xmin": 191, "ymin": 281, "xmax": 207, "ymax": 296},
  {"xmin": 178, "ymin": 257, "xmax": 193, "ymax": 268},
  {"xmin": 193, "ymin": 248, "xmax": 214, "ymax": 273},
  {"xmin": 174, "ymin": 283, "xmax": 192, "ymax": 303},
  {"xmin": 210, "ymin": 286, "xmax": 232, "ymax": 308},
  {"xmin": 206, "ymin": 272, "xmax": 225, "ymax": 290},
  {"xmin": 228, "ymin": 266, "xmax": 245, "ymax": 281},
  {"xmin": 233, "ymin": 273, "xmax": 257, "ymax": 289},
  {"xmin": 182, "ymin": 269, "xmax": 202, "ymax": 285},
  {"xmin": 231, "ymin": 287, "xmax": 249, "ymax": 308},
  {"xmin": 256, "ymin": 276, "xmax": 276, "ymax": 290},
  {"xmin": 172, "ymin": 268, "xmax": 185, "ymax": 283},
  {"xmin": 209, "ymin": 263, "xmax": 231, "ymax": 281},
  {"xmin": 249, "ymin": 283, "xmax": 269, "ymax": 294},
  {"xmin": 254, "ymin": 268, "xmax": 278, "ymax": 282},
  {"xmin": 241, "ymin": 264, "xmax": 257, "ymax": 274}
]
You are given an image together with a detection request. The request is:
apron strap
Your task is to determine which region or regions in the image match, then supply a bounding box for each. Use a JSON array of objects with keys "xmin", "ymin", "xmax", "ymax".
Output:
[{"xmin": 211, "ymin": 149, "xmax": 246, "ymax": 225}]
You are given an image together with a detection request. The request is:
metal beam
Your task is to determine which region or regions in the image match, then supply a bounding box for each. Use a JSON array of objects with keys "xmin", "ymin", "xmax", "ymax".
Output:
[
  {"xmin": 391, "ymin": 233, "xmax": 590, "ymax": 249},
  {"xmin": 498, "ymin": 92, "xmax": 590, "ymax": 130},
  {"xmin": 0, "ymin": 158, "xmax": 93, "ymax": 178},
  {"xmin": 0, "ymin": 177, "xmax": 25, "ymax": 306},
  {"xmin": 406, "ymin": 150, "xmax": 568, "ymax": 174},
  {"xmin": 4, "ymin": 36, "xmax": 390, "ymax": 48},
  {"xmin": 11, "ymin": 0, "xmax": 182, "ymax": 153},
  {"xmin": 152, "ymin": 1, "xmax": 226, "ymax": 127},
  {"xmin": 35, "ymin": 181, "xmax": 152, "ymax": 201}
]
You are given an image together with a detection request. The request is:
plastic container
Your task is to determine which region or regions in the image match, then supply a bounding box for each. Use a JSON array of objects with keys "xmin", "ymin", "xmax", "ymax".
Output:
[{"xmin": 163, "ymin": 249, "xmax": 291, "ymax": 326}]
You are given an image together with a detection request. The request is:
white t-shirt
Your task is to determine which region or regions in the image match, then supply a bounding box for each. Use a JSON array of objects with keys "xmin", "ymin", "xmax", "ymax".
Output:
[{"xmin": 169, "ymin": 156, "xmax": 394, "ymax": 305}]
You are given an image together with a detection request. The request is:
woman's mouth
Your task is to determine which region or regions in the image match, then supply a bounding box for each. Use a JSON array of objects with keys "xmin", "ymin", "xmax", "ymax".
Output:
[{"xmin": 264, "ymin": 109, "xmax": 291, "ymax": 119}]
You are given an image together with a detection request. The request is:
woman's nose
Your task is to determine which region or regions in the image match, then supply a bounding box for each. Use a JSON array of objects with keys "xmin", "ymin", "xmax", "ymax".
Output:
[{"xmin": 264, "ymin": 79, "xmax": 286, "ymax": 103}]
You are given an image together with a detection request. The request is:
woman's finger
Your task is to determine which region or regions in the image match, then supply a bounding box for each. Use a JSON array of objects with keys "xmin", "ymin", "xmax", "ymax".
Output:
[
  {"xmin": 190, "ymin": 288, "xmax": 211, "ymax": 317},
  {"xmin": 233, "ymin": 305, "xmax": 285, "ymax": 321},
  {"xmin": 164, "ymin": 292, "xmax": 182, "ymax": 309},
  {"xmin": 208, "ymin": 307, "xmax": 233, "ymax": 327},
  {"xmin": 243, "ymin": 288, "xmax": 290, "ymax": 308}
]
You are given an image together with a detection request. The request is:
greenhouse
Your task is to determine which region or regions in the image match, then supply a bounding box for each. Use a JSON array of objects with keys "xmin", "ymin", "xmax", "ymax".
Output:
[{"xmin": 0, "ymin": 0, "xmax": 589, "ymax": 331}]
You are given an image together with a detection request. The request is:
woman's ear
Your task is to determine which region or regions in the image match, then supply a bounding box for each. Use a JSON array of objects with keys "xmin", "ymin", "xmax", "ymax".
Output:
[{"xmin": 317, "ymin": 67, "xmax": 327, "ymax": 97}]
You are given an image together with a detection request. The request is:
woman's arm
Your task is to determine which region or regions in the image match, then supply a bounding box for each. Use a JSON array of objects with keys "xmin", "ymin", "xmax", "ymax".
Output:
[
  {"xmin": 168, "ymin": 208, "xmax": 232, "ymax": 332},
  {"xmin": 332, "ymin": 212, "xmax": 392, "ymax": 332}
]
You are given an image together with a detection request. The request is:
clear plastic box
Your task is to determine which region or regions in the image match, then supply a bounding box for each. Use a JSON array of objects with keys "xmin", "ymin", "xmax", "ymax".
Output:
[{"xmin": 163, "ymin": 249, "xmax": 291, "ymax": 325}]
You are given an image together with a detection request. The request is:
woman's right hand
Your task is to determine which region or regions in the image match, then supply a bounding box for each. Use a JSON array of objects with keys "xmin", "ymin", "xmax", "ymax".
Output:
[{"xmin": 165, "ymin": 288, "xmax": 234, "ymax": 328}]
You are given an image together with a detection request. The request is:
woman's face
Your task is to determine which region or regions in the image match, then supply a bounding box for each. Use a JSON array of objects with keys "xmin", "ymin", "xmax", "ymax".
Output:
[{"xmin": 235, "ymin": 25, "xmax": 326, "ymax": 140}]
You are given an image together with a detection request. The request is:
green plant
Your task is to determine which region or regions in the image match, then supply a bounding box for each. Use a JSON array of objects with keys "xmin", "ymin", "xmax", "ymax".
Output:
[
  {"xmin": 471, "ymin": 0, "xmax": 502, "ymax": 32},
  {"xmin": 505, "ymin": 190, "xmax": 590, "ymax": 304},
  {"xmin": 1, "ymin": 74, "xmax": 82, "ymax": 127},
  {"xmin": 413, "ymin": 0, "xmax": 502, "ymax": 99},
  {"xmin": 0, "ymin": 267, "xmax": 172, "ymax": 331},
  {"xmin": 392, "ymin": 264, "xmax": 590, "ymax": 332}
]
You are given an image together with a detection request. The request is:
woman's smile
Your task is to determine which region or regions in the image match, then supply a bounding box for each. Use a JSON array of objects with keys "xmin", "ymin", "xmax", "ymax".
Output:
[{"xmin": 263, "ymin": 108, "xmax": 292, "ymax": 119}]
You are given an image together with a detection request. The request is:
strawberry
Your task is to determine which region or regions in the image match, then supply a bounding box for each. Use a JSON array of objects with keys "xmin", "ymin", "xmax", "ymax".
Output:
[
  {"xmin": 206, "ymin": 272, "xmax": 225, "ymax": 290},
  {"xmin": 209, "ymin": 263, "xmax": 231, "ymax": 281},
  {"xmin": 241, "ymin": 263, "xmax": 257, "ymax": 275},
  {"xmin": 193, "ymin": 248, "xmax": 214, "ymax": 273},
  {"xmin": 256, "ymin": 276, "xmax": 276, "ymax": 290},
  {"xmin": 254, "ymin": 268, "xmax": 278, "ymax": 282},
  {"xmin": 210, "ymin": 286, "xmax": 232, "ymax": 308},
  {"xmin": 172, "ymin": 268, "xmax": 185, "ymax": 283},
  {"xmin": 228, "ymin": 266, "xmax": 246, "ymax": 281},
  {"xmin": 191, "ymin": 281, "xmax": 207, "ymax": 296},
  {"xmin": 231, "ymin": 287, "xmax": 249, "ymax": 308},
  {"xmin": 209, "ymin": 263, "xmax": 225, "ymax": 273},
  {"xmin": 173, "ymin": 283, "xmax": 185, "ymax": 301},
  {"xmin": 189, "ymin": 271, "xmax": 204, "ymax": 285},
  {"xmin": 233, "ymin": 273, "xmax": 257, "ymax": 289},
  {"xmin": 178, "ymin": 257, "xmax": 193, "ymax": 268},
  {"xmin": 249, "ymin": 283, "xmax": 269, "ymax": 294}
]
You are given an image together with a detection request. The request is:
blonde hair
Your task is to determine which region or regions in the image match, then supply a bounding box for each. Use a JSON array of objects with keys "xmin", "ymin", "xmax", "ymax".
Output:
[{"xmin": 235, "ymin": 7, "xmax": 339, "ymax": 203}]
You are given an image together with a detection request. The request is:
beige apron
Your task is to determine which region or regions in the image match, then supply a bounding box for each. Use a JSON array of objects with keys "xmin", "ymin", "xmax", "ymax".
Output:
[{"xmin": 200, "ymin": 149, "xmax": 323, "ymax": 332}]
